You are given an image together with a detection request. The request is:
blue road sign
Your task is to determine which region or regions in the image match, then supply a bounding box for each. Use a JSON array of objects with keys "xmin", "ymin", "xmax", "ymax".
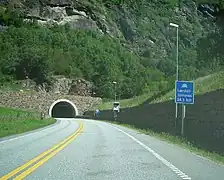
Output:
[{"xmin": 175, "ymin": 81, "xmax": 194, "ymax": 104}]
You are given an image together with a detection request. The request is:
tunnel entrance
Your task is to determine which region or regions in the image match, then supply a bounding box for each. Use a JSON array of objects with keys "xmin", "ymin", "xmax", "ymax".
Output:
[
  {"xmin": 52, "ymin": 101, "xmax": 76, "ymax": 118},
  {"xmin": 49, "ymin": 99, "xmax": 78, "ymax": 118}
]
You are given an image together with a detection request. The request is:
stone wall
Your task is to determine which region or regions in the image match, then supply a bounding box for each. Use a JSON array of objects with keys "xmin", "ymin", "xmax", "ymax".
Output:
[
  {"xmin": 84, "ymin": 89, "xmax": 224, "ymax": 154},
  {"xmin": 0, "ymin": 91, "xmax": 102, "ymax": 115}
]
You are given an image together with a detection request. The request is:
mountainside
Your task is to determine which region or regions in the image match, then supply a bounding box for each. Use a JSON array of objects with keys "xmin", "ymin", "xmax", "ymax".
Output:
[{"xmin": 0, "ymin": 0, "xmax": 223, "ymax": 99}]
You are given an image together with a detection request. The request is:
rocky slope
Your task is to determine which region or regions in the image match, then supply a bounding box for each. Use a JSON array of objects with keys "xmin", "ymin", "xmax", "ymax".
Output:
[{"xmin": 21, "ymin": 76, "xmax": 95, "ymax": 96}]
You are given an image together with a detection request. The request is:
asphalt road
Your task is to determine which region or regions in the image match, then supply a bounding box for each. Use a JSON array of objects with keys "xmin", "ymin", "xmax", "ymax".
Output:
[{"xmin": 0, "ymin": 118, "xmax": 223, "ymax": 180}]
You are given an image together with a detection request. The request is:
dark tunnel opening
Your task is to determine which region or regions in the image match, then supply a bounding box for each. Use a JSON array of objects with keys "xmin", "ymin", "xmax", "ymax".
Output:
[{"xmin": 51, "ymin": 101, "xmax": 76, "ymax": 118}]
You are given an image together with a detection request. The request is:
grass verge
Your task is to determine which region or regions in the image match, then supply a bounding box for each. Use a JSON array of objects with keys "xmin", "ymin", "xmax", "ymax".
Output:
[
  {"xmin": 152, "ymin": 71, "xmax": 224, "ymax": 103},
  {"xmin": 92, "ymin": 92, "xmax": 154, "ymax": 111},
  {"xmin": 102, "ymin": 120, "xmax": 224, "ymax": 165},
  {"xmin": 94, "ymin": 71, "xmax": 224, "ymax": 110},
  {"xmin": 0, "ymin": 107, "xmax": 56, "ymax": 138}
]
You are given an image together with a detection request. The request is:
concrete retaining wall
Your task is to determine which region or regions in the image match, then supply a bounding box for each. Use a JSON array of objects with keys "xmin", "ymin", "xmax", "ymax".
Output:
[{"xmin": 84, "ymin": 89, "xmax": 224, "ymax": 154}]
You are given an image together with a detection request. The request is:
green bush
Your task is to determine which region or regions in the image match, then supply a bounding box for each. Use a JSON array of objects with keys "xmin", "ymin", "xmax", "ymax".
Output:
[{"xmin": 0, "ymin": 22, "xmax": 156, "ymax": 98}]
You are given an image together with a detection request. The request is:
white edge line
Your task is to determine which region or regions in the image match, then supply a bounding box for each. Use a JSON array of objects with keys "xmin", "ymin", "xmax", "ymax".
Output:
[
  {"xmin": 84, "ymin": 119, "xmax": 224, "ymax": 167},
  {"xmin": 110, "ymin": 125, "xmax": 192, "ymax": 180}
]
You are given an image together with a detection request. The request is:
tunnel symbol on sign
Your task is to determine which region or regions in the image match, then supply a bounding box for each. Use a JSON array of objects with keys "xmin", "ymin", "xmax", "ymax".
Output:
[{"xmin": 181, "ymin": 83, "xmax": 188, "ymax": 88}]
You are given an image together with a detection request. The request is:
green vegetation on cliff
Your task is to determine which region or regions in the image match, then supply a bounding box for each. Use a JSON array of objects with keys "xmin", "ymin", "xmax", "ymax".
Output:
[
  {"xmin": 0, "ymin": 0, "xmax": 223, "ymax": 99},
  {"xmin": 0, "ymin": 23, "xmax": 160, "ymax": 98}
]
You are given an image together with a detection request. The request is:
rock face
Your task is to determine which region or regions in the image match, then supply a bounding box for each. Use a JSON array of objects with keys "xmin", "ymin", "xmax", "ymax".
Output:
[
  {"xmin": 24, "ymin": 0, "xmax": 109, "ymax": 34},
  {"xmin": 20, "ymin": 76, "xmax": 95, "ymax": 96},
  {"xmin": 0, "ymin": 90, "xmax": 102, "ymax": 115},
  {"xmin": 68, "ymin": 78, "xmax": 94, "ymax": 96},
  {"xmin": 48, "ymin": 77, "xmax": 94, "ymax": 96}
]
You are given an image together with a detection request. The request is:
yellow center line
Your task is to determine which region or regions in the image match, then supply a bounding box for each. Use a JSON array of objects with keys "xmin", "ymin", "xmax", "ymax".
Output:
[
  {"xmin": 0, "ymin": 121, "xmax": 84, "ymax": 180},
  {"xmin": 14, "ymin": 123, "xmax": 84, "ymax": 179}
]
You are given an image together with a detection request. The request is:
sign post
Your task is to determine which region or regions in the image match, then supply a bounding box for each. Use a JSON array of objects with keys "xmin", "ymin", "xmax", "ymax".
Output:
[
  {"xmin": 181, "ymin": 104, "xmax": 186, "ymax": 136},
  {"xmin": 175, "ymin": 81, "xmax": 194, "ymax": 136}
]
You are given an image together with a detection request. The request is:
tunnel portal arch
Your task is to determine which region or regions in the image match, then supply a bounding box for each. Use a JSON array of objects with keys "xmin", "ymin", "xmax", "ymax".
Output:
[{"xmin": 49, "ymin": 99, "xmax": 79, "ymax": 118}]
